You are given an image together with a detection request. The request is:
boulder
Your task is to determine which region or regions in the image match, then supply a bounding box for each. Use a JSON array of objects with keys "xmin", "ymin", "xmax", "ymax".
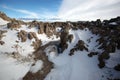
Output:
[
  {"xmin": 17, "ymin": 30, "xmax": 27, "ymax": 42},
  {"xmin": 88, "ymin": 52, "xmax": 98, "ymax": 57},
  {"xmin": 114, "ymin": 64, "xmax": 120, "ymax": 71},
  {"xmin": 0, "ymin": 41, "xmax": 5, "ymax": 45},
  {"xmin": 75, "ymin": 40, "xmax": 88, "ymax": 51},
  {"xmin": 28, "ymin": 20, "xmax": 38, "ymax": 28},
  {"xmin": 28, "ymin": 32, "xmax": 38, "ymax": 41},
  {"xmin": 0, "ymin": 30, "xmax": 7, "ymax": 40},
  {"xmin": 68, "ymin": 34, "xmax": 73, "ymax": 43},
  {"xmin": 38, "ymin": 23, "xmax": 44, "ymax": 34},
  {"xmin": 7, "ymin": 20, "xmax": 21, "ymax": 29}
]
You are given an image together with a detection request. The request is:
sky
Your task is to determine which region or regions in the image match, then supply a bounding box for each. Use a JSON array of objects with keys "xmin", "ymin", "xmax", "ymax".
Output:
[{"xmin": 0, "ymin": 0, "xmax": 120, "ymax": 21}]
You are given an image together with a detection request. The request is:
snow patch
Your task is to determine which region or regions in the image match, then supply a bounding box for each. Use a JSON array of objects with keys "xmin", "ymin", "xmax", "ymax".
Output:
[
  {"xmin": 30, "ymin": 60, "xmax": 43, "ymax": 73},
  {"xmin": 0, "ymin": 18, "xmax": 9, "ymax": 25}
]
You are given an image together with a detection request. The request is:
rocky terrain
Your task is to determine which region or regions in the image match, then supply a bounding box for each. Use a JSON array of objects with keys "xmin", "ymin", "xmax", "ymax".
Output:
[{"xmin": 0, "ymin": 12, "xmax": 120, "ymax": 80}]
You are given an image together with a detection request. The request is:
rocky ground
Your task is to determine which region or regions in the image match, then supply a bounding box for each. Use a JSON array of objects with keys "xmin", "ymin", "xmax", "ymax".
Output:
[{"xmin": 0, "ymin": 12, "xmax": 120, "ymax": 80}]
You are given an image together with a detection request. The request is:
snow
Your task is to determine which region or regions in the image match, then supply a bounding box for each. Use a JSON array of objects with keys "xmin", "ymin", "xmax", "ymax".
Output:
[
  {"xmin": 19, "ymin": 25, "xmax": 60, "ymax": 45},
  {"xmin": 0, "ymin": 26, "xmax": 34, "ymax": 56},
  {"xmin": 0, "ymin": 22, "xmax": 120, "ymax": 80},
  {"xmin": 109, "ymin": 22, "xmax": 118, "ymax": 25},
  {"xmin": 56, "ymin": 27, "xmax": 62, "ymax": 32},
  {"xmin": 45, "ymin": 28, "xmax": 120, "ymax": 80},
  {"xmin": 106, "ymin": 49, "xmax": 120, "ymax": 68},
  {"xmin": 30, "ymin": 60, "xmax": 43, "ymax": 73},
  {"xmin": 45, "ymin": 45, "xmax": 58, "ymax": 61},
  {"xmin": 0, "ymin": 54, "xmax": 33, "ymax": 80},
  {"xmin": 0, "ymin": 18, "xmax": 9, "ymax": 25},
  {"xmin": 0, "ymin": 25, "xmax": 60, "ymax": 56}
]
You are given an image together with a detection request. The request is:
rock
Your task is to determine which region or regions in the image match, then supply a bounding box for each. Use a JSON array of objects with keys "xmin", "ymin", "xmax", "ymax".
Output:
[
  {"xmin": 69, "ymin": 48, "xmax": 75, "ymax": 56},
  {"xmin": 31, "ymin": 40, "xmax": 42, "ymax": 50},
  {"xmin": 28, "ymin": 32, "xmax": 38, "ymax": 41},
  {"xmin": 17, "ymin": 30, "xmax": 27, "ymax": 42},
  {"xmin": 98, "ymin": 60, "xmax": 105, "ymax": 68},
  {"xmin": 7, "ymin": 20, "xmax": 21, "ymax": 29},
  {"xmin": 75, "ymin": 40, "xmax": 88, "ymax": 51},
  {"xmin": 0, "ymin": 41, "xmax": 5, "ymax": 45},
  {"xmin": 114, "ymin": 64, "xmax": 120, "ymax": 71},
  {"xmin": 28, "ymin": 20, "xmax": 38, "ymax": 28},
  {"xmin": 88, "ymin": 52, "xmax": 98, "ymax": 57},
  {"xmin": 0, "ymin": 30, "xmax": 7, "ymax": 40},
  {"xmin": 68, "ymin": 34, "xmax": 73, "ymax": 43},
  {"xmin": 23, "ymin": 47, "xmax": 53, "ymax": 80},
  {"xmin": 38, "ymin": 22, "xmax": 44, "ymax": 34},
  {"xmin": 0, "ymin": 11, "xmax": 11, "ymax": 21},
  {"xmin": 60, "ymin": 29, "xmax": 69, "ymax": 52}
]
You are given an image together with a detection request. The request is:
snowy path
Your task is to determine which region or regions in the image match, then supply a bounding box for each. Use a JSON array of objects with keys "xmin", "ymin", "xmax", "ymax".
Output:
[{"xmin": 45, "ymin": 29, "xmax": 104, "ymax": 80}]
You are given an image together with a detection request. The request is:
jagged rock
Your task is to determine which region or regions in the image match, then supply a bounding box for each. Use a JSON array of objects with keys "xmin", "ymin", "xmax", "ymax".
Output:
[
  {"xmin": 23, "ymin": 49, "xmax": 53, "ymax": 80},
  {"xmin": 0, "ymin": 30, "xmax": 7, "ymax": 40},
  {"xmin": 38, "ymin": 22, "xmax": 44, "ymax": 34},
  {"xmin": 28, "ymin": 32, "xmax": 38, "ymax": 41},
  {"xmin": 98, "ymin": 51, "xmax": 110, "ymax": 68},
  {"xmin": 0, "ymin": 11, "xmax": 11, "ymax": 21},
  {"xmin": 17, "ymin": 30, "xmax": 27, "ymax": 42},
  {"xmin": 28, "ymin": 20, "xmax": 38, "ymax": 28},
  {"xmin": 60, "ymin": 29, "xmax": 69, "ymax": 52},
  {"xmin": 88, "ymin": 52, "xmax": 98, "ymax": 57},
  {"xmin": 44, "ymin": 23, "xmax": 53, "ymax": 37},
  {"xmin": 75, "ymin": 40, "xmax": 88, "ymax": 51},
  {"xmin": 95, "ymin": 19, "xmax": 102, "ymax": 27},
  {"xmin": 0, "ymin": 41, "xmax": 5, "ymax": 45},
  {"xmin": 7, "ymin": 20, "xmax": 21, "ymax": 29},
  {"xmin": 98, "ymin": 59, "xmax": 105, "ymax": 68},
  {"xmin": 114, "ymin": 64, "xmax": 120, "ymax": 71},
  {"xmin": 31, "ymin": 40, "xmax": 42, "ymax": 50},
  {"xmin": 69, "ymin": 48, "xmax": 75, "ymax": 56},
  {"xmin": 68, "ymin": 34, "xmax": 73, "ymax": 43},
  {"xmin": 105, "ymin": 42, "xmax": 116, "ymax": 53}
]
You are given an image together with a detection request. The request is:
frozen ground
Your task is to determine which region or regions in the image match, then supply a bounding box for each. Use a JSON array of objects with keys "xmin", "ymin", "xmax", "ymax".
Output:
[{"xmin": 0, "ymin": 19, "xmax": 120, "ymax": 80}]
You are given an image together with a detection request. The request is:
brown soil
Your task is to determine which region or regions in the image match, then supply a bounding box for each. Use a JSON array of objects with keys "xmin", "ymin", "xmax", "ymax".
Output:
[{"xmin": 23, "ymin": 45, "xmax": 53, "ymax": 80}]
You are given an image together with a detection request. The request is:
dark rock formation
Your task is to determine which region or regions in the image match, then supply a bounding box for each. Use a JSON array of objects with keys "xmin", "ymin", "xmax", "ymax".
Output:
[
  {"xmin": 38, "ymin": 22, "xmax": 44, "ymax": 34},
  {"xmin": 0, "ymin": 41, "xmax": 5, "ymax": 45},
  {"xmin": 7, "ymin": 20, "xmax": 21, "ymax": 29},
  {"xmin": 59, "ymin": 28, "xmax": 69, "ymax": 52},
  {"xmin": 0, "ymin": 30, "xmax": 7, "ymax": 40},
  {"xmin": 75, "ymin": 40, "xmax": 88, "ymax": 51},
  {"xmin": 23, "ymin": 48, "xmax": 53, "ymax": 80},
  {"xmin": 88, "ymin": 52, "xmax": 98, "ymax": 57},
  {"xmin": 31, "ymin": 40, "xmax": 42, "ymax": 50},
  {"xmin": 68, "ymin": 34, "xmax": 73, "ymax": 43},
  {"xmin": 28, "ymin": 20, "xmax": 38, "ymax": 28},
  {"xmin": 114, "ymin": 64, "xmax": 120, "ymax": 71},
  {"xmin": 28, "ymin": 32, "xmax": 38, "ymax": 41},
  {"xmin": 0, "ymin": 11, "xmax": 11, "ymax": 21},
  {"xmin": 17, "ymin": 30, "xmax": 27, "ymax": 42}
]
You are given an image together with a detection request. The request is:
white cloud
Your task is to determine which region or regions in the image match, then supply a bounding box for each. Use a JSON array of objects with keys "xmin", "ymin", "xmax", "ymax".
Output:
[
  {"xmin": 2, "ymin": 5, "xmax": 38, "ymax": 18},
  {"xmin": 2, "ymin": 5, "xmax": 57, "ymax": 19},
  {"xmin": 58, "ymin": 0, "xmax": 120, "ymax": 21}
]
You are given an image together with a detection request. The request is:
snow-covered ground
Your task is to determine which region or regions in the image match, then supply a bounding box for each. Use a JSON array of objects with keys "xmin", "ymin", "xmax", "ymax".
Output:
[
  {"xmin": 45, "ymin": 29, "xmax": 120, "ymax": 80},
  {"xmin": 0, "ymin": 19, "xmax": 59, "ymax": 80},
  {"xmin": 0, "ymin": 25, "xmax": 60, "ymax": 56},
  {"xmin": 0, "ymin": 19, "xmax": 120, "ymax": 80},
  {"xmin": 0, "ymin": 18, "xmax": 9, "ymax": 25},
  {"xmin": 0, "ymin": 54, "xmax": 33, "ymax": 80}
]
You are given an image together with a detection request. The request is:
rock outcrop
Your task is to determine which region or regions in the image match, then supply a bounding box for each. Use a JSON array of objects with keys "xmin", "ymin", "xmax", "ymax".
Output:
[
  {"xmin": 7, "ymin": 20, "xmax": 21, "ymax": 29},
  {"xmin": 17, "ymin": 30, "xmax": 27, "ymax": 42},
  {"xmin": 0, "ymin": 11, "xmax": 11, "ymax": 21}
]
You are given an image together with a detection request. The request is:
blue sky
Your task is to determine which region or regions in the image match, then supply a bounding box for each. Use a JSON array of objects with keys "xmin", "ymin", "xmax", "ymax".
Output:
[
  {"xmin": 0, "ymin": 0, "xmax": 61, "ymax": 18},
  {"xmin": 0, "ymin": 0, "xmax": 120, "ymax": 21}
]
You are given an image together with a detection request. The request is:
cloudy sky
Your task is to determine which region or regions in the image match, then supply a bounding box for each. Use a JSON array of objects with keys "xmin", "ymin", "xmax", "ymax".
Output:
[{"xmin": 0, "ymin": 0, "xmax": 120, "ymax": 21}]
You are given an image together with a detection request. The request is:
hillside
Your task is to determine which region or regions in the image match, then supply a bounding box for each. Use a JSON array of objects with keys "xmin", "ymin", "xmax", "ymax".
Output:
[{"xmin": 0, "ymin": 12, "xmax": 120, "ymax": 80}]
